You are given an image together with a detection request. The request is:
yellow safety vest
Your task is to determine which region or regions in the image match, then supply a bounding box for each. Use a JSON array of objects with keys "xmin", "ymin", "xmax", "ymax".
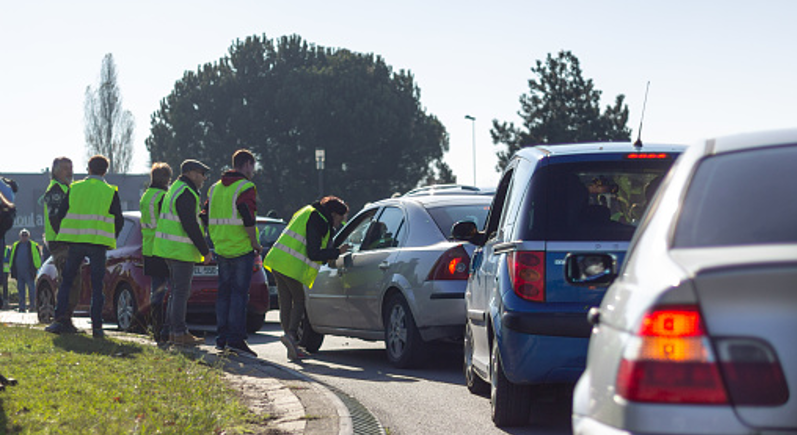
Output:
[
  {"xmin": 153, "ymin": 180, "xmax": 204, "ymax": 263},
  {"xmin": 4, "ymin": 245, "xmax": 13, "ymax": 273},
  {"xmin": 208, "ymin": 179, "xmax": 256, "ymax": 258},
  {"xmin": 264, "ymin": 205, "xmax": 330, "ymax": 288},
  {"xmin": 43, "ymin": 179, "xmax": 69, "ymax": 246},
  {"xmin": 10, "ymin": 240, "xmax": 42, "ymax": 271},
  {"xmin": 56, "ymin": 177, "xmax": 118, "ymax": 249},
  {"xmin": 139, "ymin": 187, "xmax": 167, "ymax": 257}
]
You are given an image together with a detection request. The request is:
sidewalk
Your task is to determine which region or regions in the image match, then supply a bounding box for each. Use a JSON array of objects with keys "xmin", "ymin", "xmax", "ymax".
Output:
[{"xmin": 0, "ymin": 309, "xmax": 356, "ymax": 435}]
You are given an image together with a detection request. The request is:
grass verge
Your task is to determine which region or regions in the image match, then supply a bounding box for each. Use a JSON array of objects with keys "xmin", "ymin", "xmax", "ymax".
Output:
[{"xmin": 0, "ymin": 324, "xmax": 266, "ymax": 434}]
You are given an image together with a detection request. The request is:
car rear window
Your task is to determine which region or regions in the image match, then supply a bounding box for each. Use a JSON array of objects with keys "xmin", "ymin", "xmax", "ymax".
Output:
[
  {"xmin": 427, "ymin": 204, "xmax": 490, "ymax": 236},
  {"xmin": 673, "ymin": 144, "xmax": 797, "ymax": 247},
  {"xmin": 521, "ymin": 156, "xmax": 678, "ymax": 241}
]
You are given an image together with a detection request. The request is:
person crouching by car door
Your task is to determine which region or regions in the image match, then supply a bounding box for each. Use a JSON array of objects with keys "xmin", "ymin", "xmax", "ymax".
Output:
[
  {"xmin": 264, "ymin": 196, "xmax": 350, "ymax": 361},
  {"xmin": 205, "ymin": 149, "xmax": 262, "ymax": 358}
]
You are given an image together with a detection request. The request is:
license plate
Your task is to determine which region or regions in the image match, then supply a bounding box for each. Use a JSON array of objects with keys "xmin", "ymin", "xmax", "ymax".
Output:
[{"xmin": 193, "ymin": 265, "xmax": 218, "ymax": 276}]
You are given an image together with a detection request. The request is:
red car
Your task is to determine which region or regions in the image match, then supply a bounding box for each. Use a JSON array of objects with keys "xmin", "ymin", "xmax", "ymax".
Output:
[{"xmin": 35, "ymin": 211, "xmax": 269, "ymax": 333}]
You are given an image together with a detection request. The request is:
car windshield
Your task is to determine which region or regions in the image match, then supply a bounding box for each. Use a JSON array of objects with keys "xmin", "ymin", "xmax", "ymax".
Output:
[
  {"xmin": 522, "ymin": 157, "xmax": 678, "ymax": 241},
  {"xmin": 427, "ymin": 204, "xmax": 490, "ymax": 236},
  {"xmin": 673, "ymin": 144, "xmax": 797, "ymax": 247}
]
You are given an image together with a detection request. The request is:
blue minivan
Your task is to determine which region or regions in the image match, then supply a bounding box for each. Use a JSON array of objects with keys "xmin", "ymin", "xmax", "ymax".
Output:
[{"xmin": 452, "ymin": 142, "xmax": 685, "ymax": 427}]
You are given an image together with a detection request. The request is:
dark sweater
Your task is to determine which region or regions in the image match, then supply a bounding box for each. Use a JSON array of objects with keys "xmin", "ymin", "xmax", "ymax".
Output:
[{"xmin": 306, "ymin": 202, "xmax": 341, "ymax": 262}]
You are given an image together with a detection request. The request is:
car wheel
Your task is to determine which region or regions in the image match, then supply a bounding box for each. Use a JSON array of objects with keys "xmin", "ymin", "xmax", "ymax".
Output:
[
  {"xmin": 114, "ymin": 284, "xmax": 139, "ymax": 332},
  {"xmin": 246, "ymin": 312, "xmax": 265, "ymax": 333},
  {"xmin": 464, "ymin": 320, "xmax": 489, "ymax": 395},
  {"xmin": 297, "ymin": 309, "xmax": 324, "ymax": 353},
  {"xmin": 36, "ymin": 282, "xmax": 55, "ymax": 324},
  {"xmin": 384, "ymin": 293, "xmax": 426, "ymax": 368},
  {"xmin": 491, "ymin": 337, "xmax": 531, "ymax": 426}
]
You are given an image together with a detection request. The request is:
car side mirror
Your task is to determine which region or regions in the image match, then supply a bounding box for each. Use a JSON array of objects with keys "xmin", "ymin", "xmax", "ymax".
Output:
[
  {"xmin": 451, "ymin": 220, "xmax": 478, "ymax": 241},
  {"xmin": 564, "ymin": 253, "xmax": 618, "ymax": 287}
]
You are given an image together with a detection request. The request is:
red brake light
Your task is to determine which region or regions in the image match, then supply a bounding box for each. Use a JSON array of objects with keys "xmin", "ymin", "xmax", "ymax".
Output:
[
  {"xmin": 616, "ymin": 305, "xmax": 728, "ymax": 404},
  {"xmin": 627, "ymin": 153, "xmax": 669, "ymax": 159},
  {"xmin": 507, "ymin": 251, "xmax": 545, "ymax": 302},
  {"xmin": 427, "ymin": 245, "xmax": 470, "ymax": 281}
]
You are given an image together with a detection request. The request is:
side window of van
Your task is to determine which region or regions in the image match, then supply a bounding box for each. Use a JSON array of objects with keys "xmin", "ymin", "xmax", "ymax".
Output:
[{"xmin": 484, "ymin": 168, "xmax": 514, "ymax": 241}]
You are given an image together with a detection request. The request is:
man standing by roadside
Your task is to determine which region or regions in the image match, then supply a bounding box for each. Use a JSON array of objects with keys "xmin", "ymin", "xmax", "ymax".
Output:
[
  {"xmin": 139, "ymin": 162, "xmax": 172, "ymax": 344},
  {"xmin": 42, "ymin": 157, "xmax": 78, "ymax": 325},
  {"xmin": 264, "ymin": 196, "xmax": 350, "ymax": 360},
  {"xmin": 9, "ymin": 229, "xmax": 41, "ymax": 312},
  {"xmin": 154, "ymin": 159, "xmax": 211, "ymax": 346},
  {"xmin": 46, "ymin": 155, "xmax": 123, "ymax": 338},
  {"xmin": 205, "ymin": 149, "xmax": 262, "ymax": 357}
]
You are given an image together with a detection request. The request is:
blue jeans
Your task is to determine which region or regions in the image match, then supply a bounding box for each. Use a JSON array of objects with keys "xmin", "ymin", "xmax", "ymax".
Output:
[
  {"xmin": 16, "ymin": 275, "xmax": 35, "ymax": 311},
  {"xmin": 55, "ymin": 244, "xmax": 107, "ymax": 328},
  {"xmin": 215, "ymin": 251, "xmax": 254, "ymax": 346}
]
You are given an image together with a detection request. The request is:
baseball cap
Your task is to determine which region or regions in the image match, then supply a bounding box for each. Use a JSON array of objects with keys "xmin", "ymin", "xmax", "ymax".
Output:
[{"xmin": 181, "ymin": 159, "xmax": 210, "ymax": 175}]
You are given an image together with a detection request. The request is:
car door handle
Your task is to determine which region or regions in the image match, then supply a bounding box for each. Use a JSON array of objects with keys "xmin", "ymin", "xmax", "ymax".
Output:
[{"xmin": 378, "ymin": 261, "xmax": 390, "ymax": 270}]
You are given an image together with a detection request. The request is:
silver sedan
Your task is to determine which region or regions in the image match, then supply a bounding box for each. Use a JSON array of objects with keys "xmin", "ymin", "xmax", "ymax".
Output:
[
  {"xmin": 572, "ymin": 128, "xmax": 797, "ymax": 434},
  {"xmin": 297, "ymin": 194, "xmax": 491, "ymax": 368}
]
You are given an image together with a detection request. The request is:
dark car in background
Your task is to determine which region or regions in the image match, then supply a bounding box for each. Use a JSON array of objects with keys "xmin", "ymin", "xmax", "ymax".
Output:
[
  {"xmin": 573, "ymin": 129, "xmax": 797, "ymax": 435},
  {"xmin": 453, "ymin": 142, "xmax": 686, "ymax": 426},
  {"xmin": 35, "ymin": 211, "xmax": 270, "ymax": 333},
  {"xmin": 256, "ymin": 215, "xmax": 287, "ymax": 310}
]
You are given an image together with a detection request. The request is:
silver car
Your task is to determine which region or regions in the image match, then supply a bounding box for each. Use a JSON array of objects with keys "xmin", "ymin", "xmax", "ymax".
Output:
[
  {"xmin": 297, "ymin": 194, "xmax": 491, "ymax": 368},
  {"xmin": 572, "ymin": 129, "xmax": 797, "ymax": 434}
]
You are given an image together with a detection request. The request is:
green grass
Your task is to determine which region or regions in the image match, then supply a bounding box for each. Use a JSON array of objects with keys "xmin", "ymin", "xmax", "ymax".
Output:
[{"xmin": 0, "ymin": 324, "xmax": 266, "ymax": 434}]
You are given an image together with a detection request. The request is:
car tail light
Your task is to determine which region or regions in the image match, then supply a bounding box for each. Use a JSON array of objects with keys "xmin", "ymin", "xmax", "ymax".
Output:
[
  {"xmin": 427, "ymin": 245, "xmax": 470, "ymax": 281},
  {"xmin": 626, "ymin": 153, "xmax": 670, "ymax": 159},
  {"xmin": 716, "ymin": 338, "xmax": 789, "ymax": 406},
  {"xmin": 506, "ymin": 251, "xmax": 545, "ymax": 302},
  {"xmin": 616, "ymin": 305, "xmax": 728, "ymax": 404}
]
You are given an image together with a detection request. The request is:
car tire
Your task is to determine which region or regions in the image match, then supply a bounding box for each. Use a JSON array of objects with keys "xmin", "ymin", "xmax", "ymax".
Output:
[
  {"xmin": 491, "ymin": 337, "xmax": 531, "ymax": 427},
  {"xmin": 246, "ymin": 312, "xmax": 266, "ymax": 333},
  {"xmin": 114, "ymin": 284, "xmax": 140, "ymax": 332},
  {"xmin": 297, "ymin": 309, "xmax": 324, "ymax": 353},
  {"xmin": 464, "ymin": 320, "xmax": 489, "ymax": 395},
  {"xmin": 384, "ymin": 293, "xmax": 427, "ymax": 368},
  {"xmin": 36, "ymin": 282, "xmax": 55, "ymax": 324}
]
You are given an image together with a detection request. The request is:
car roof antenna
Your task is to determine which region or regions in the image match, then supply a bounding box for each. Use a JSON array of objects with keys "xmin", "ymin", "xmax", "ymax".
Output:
[{"xmin": 633, "ymin": 81, "xmax": 650, "ymax": 148}]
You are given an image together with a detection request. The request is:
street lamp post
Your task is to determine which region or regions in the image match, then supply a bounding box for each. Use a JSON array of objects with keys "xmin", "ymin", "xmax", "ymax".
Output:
[
  {"xmin": 465, "ymin": 115, "xmax": 476, "ymax": 185},
  {"xmin": 315, "ymin": 148, "xmax": 325, "ymax": 198}
]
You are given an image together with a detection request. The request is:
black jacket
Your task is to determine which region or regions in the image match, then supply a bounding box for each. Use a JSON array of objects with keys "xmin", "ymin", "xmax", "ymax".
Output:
[{"xmin": 306, "ymin": 202, "xmax": 341, "ymax": 262}]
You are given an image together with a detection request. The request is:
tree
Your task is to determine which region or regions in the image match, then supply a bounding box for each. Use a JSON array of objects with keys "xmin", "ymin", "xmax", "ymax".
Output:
[
  {"xmin": 146, "ymin": 34, "xmax": 452, "ymax": 216},
  {"xmin": 492, "ymin": 50, "xmax": 631, "ymax": 170},
  {"xmin": 84, "ymin": 53, "xmax": 135, "ymax": 174}
]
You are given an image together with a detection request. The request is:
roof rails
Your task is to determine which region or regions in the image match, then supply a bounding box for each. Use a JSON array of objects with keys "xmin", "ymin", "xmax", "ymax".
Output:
[{"xmin": 403, "ymin": 184, "xmax": 493, "ymax": 197}]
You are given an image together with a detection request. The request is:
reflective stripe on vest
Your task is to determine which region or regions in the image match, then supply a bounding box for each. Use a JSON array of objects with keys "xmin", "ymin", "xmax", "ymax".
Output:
[
  {"xmin": 43, "ymin": 180, "xmax": 69, "ymax": 245},
  {"xmin": 152, "ymin": 180, "xmax": 204, "ymax": 263},
  {"xmin": 263, "ymin": 205, "xmax": 330, "ymax": 288},
  {"xmin": 55, "ymin": 177, "xmax": 117, "ymax": 249},
  {"xmin": 208, "ymin": 179, "xmax": 255, "ymax": 258},
  {"xmin": 139, "ymin": 187, "xmax": 166, "ymax": 257}
]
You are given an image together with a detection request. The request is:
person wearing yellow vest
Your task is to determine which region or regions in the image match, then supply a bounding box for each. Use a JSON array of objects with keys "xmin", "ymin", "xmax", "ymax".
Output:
[
  {"xmin": 203, "ymin": 149, "xmax": 262, "ymax": 357},
  {"xmin": 45, "ymin": 155, "xmax": 123, "ymax": 339},
  {"xmin": 139, "ymin": 162, "xmax": 172, "ymax": 344},
  {"xmin": 264, "ymin": 196, "xmax": 350, "ymax": 360},
  {"xmin": 9, "ymin": 229, "xmax": 42, "ymax": 312},
  {"xmin": 2, "ymin": 244, "xmax": 10, "ymax": 310},
  {"xmin": 41, "ymin": 156, "xmax": 81, "ymax": 325},
  {"xmin": 153, "ymin": 159, "xmax": 212, "ymax": 346}
]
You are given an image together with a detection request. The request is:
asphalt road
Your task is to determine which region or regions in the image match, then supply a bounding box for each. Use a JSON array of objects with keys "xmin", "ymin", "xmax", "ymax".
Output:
[{"xmin": 231, "ymin": 312, "xmax": 573, "ymax": 435}]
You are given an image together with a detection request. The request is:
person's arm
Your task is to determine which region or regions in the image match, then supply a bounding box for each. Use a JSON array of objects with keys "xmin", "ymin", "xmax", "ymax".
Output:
[
  {"xmin": 236, "ymin": 187, "xmax": 261, "ymax": 252},
  {"xmin": 199, "ymin": 198, "xmax": 209, "ymax": 227},
  {"xmin": 175, "ymin": 191, "xmax": 210, "ymax": 257},
  {"xmin": 306, "ymin": 212, "xmax": 341, "ymax": 262},
  {"xmin": 54, "ymin": 190, "xmax": 71, "ymax": 233},
  {"xmin": 110, "ymin": 191, "xmax": 124, "ymax": 238}
]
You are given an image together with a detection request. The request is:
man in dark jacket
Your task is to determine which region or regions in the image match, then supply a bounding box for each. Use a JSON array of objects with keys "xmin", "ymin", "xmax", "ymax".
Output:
[{"xmin": 9, "ymin": 229, "xmax": 42, "ymax": 312}]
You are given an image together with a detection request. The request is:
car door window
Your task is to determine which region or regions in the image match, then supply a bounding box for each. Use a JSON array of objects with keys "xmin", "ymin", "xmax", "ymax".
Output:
[
  {"xmin": 484, "ymin": 168, "xmax": 514, "ymax": 241},
  {"xmin": 362, "ymin": 206, "xmax": 405, "ymax": 251},
  {"xmin": 336, "ymin": 209, "xmax": 378, "ymax": 254}
]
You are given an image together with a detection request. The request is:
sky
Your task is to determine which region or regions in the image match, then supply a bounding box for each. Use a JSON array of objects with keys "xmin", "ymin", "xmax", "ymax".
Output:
[{"xmin": 2, "ymin": 1, "xmax": 796, "ymax": 189}]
